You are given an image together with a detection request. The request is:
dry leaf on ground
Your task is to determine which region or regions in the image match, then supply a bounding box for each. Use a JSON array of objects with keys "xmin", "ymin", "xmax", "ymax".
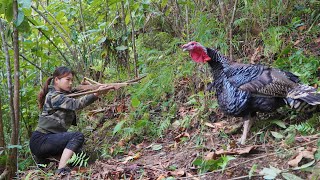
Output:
[{"xmin": 288, "ymin": 147, "xmax": 317, "ymax": 167}]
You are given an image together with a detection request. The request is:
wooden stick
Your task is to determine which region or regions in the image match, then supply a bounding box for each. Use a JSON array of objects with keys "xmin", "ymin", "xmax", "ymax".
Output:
[
  {"xmin": 69, "ymin": 75, "xmax": 147, "ymax": 97},
  {"xmin": 84, "ymin": 77, "xmax": 102, "ymax": 85},
  {"xmin": 67, "ymin": 86, "xmax": 115, "ymax": 97}
]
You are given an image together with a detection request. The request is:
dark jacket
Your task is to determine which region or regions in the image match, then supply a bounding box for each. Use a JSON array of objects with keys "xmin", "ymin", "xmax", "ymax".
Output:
[{"xmin": 36, "ymin": 86, "xmax": 98, "ymax": 133}]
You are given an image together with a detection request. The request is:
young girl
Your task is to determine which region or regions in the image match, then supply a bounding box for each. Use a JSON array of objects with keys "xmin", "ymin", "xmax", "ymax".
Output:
[{"xmin": 30, "ymin": 66, "xmax": 107, "ymax": 175}]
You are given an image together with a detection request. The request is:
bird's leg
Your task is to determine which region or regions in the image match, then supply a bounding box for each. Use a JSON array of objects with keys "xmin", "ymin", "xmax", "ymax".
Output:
[{"xmin": 238, "ymin": 115, "xmax": 253, "ymax": 145}]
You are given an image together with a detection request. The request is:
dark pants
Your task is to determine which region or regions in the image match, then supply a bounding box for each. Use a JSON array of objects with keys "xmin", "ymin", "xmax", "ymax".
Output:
[{"xmin": 30, "ymin": 131, "xmax": 84, "ymax": 164}]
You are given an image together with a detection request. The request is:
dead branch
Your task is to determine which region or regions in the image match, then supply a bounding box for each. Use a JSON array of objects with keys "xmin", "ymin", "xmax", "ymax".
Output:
[
  {"xmin": 73, "ymin": 75, "xmax": 147, "ymax": 92},
  {"xmin": 84, "ymin": 77, "xmax": 102, "ymax": 85},
  {"xmin": 67, "ymin": 86, "xmax": 115, "ymax": 97},
  {"xmin": 68, "ymin": 75, "xmax": 147, "ymax": 97}
]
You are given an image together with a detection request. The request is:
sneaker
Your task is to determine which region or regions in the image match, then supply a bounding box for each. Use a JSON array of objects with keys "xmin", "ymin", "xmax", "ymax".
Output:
[{"xmin": 55, "ymin": 167, "xmax": 71, "ymax": 176}]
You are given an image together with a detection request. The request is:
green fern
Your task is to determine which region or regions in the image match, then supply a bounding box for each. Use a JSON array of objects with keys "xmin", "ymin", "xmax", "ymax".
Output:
[
  {"xmin": 294, "ymin": 122, "xmax": 316, "ymax": 135},
  {"xmin": 67, "ymin": 151, "xmax": 89, "ymax": 167},
  {"xmin": 157, "ymin": 116, "xmax": 172, "ymax": 137}
]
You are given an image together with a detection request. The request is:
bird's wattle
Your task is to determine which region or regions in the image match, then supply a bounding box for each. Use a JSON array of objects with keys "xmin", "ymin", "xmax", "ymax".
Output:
[{"xmin": 190, "ymin": 48, "xmax": 211, "ymax": 63}]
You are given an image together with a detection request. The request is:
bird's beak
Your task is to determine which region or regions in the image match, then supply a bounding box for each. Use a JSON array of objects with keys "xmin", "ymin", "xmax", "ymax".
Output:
[{"xmin": 181, "ymin": 44, "xmax": 189, "ymax": 51}]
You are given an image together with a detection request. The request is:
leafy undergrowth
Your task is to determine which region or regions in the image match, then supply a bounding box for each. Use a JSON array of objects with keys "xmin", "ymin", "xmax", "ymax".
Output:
[{"xmin": 19, "ymin": 76, "xmax": 320, "ymax": 180}]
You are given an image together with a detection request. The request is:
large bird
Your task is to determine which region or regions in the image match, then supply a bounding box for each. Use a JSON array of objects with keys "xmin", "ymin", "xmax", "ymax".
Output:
[{"xmin": 182, "ymin": 41, "xmax": 320, "ymax": 144}]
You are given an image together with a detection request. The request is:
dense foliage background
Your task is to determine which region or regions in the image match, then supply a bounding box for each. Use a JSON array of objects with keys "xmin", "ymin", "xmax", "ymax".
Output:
[{"xmin": 0, "ymin": 0, "xmax": 319, "ymax": 179}]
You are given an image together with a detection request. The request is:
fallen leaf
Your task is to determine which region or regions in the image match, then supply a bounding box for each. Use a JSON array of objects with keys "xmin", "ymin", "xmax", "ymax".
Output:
[
  {"xmin": 186, "ymin": 172, "xmax": 200, "ymax": 180},
  {"xmin": 314, "ymin": 37, "xmax": 320, "ymax": 43},
  {"xmin": 174, "ymin": 132, "xmax": 190, "ymax": 142},
  {"xmin": 168, "ymin": 169, "xmax": 185, "ymax": 177},
  {"xmin": 151, "ymin": 144, "xmax": 163, "ymax": 151},
  {"xmin": 297, "ymin": 25, "xmax": 306, "ymax": 31},
  {"xmin": 136, "ymin": 142, "xmax": 147, "ymax": 150},
  {"xmin": 250, "ymin": 46, "xmax": 262, "ymax": 64},
  {"xmin": 156, "ymin": 175, "xmax": 166, "ymax": 180},
  {"xmin": 204, "ymin": 152, "xmax": 215, "ymax": 160},
  {"xmin": 288, "ymin": 148, "xmax": 317, "ymax": 167},
  {"xmin": 204, "ymin": 122, "xmax": 215, "ymax": 128},
  {"xmin": 122, "ymin": 156, "xmax": 134, "ymax": 164},
  {"xmin": 259, "ymin": 166, "xmax": 281, "ymax": 179},
  {"xmin": 294, "ymin": 40, "xmax": 301, "ymax": 46},
  {"xmin": 121, "ymin": 152, "xmax": 141, "ymax": 164},
  {"xmin": 118, "ymin": 139, "xmax": 125, "ymax": 146},
  {"xmin": 215, "ymin": 146, "xmax": 256, "ymax": 156}
]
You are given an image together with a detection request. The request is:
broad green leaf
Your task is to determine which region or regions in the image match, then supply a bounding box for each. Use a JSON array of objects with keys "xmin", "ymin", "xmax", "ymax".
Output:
[
  {"xmin": 22, "ymin": 6, "xmax": 31, "ymax": 16},
  {"xmin": 13, "ymin": 9, "xmax": 24, "ymax": 27},
  {"xmin": 192, "ymin": 158, "xmax": 204, "ymax": 166},
  {"xmin": 19, "ymin": 0, "xmax": 31, "ymax": 9},
  {"xmin": 271, "ymin": 131, "xmax": 284, "ymax": 139},
  {"xmin": 219, "ymin": 155, "xmax": 236, "ymax": 172},
  {"xmin": 113, "ymin": 120, "xmax": 125, "ymax": 136},
  {"xmin": 125, "ymin": 13, "xmax": 130, "ymax": 25},
  {"xmin": 271, "ymin": 120, "xmax": 287, "ymax": 129},
  {"xmin": 131, "ymin": 96, "xmax": 140, "ymax": 108},
  {"xmin": 17, "ymin": 18, "xmax": 30, "ymax": 32},
  {"xmin": 282, "ymin": 172, "xmax": 304, "ymax": 180},
  {"xmin": 161, "ymin": 0, "xmax": 168, "ymax": 7},
  {"xmin": 4, "ymin": 1, "xmax": 13, "ymax": 22}
]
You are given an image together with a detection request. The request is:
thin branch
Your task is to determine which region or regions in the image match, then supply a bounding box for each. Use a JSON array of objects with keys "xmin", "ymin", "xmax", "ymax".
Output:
[
  {"xmin": 229, "ymin": 0, "xmax": 238, "ymax": 61},
  {"xmin": 5, "ymin": 42, "xmax": 50, "ymax": 76},
  {"xmin": 31, "ymin": 5, "xmax": 76, "ymax": 60},
  {"xmin": 70, "ymin": 75, "xmax": 146, "ymax": 97},
  {"xmin": 84, "ymin": 77, "xmax": 103, "ymax": 85},
  {"xmin": 38, "ymin": 2, "xmax": 71, "ymax": 39},
  {"xmin": 67, "ymin": 86, "xmax": 115, "ymax": 97},
  {"xmin": 26, "ymin": 17, "xmax": 71, "ymax": 66},
  {"xmin": 0, "ymin": 19, "xmax": 15, "ymax": 128}
]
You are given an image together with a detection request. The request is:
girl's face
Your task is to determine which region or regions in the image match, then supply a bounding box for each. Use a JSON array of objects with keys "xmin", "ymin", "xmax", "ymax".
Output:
[{"xmin": 54, "ymin": 73, "xmax": 73, "ymax": 92}]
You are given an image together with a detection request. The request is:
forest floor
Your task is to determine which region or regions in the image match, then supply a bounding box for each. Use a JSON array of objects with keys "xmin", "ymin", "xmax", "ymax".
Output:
[{"xmin": 20, "ymin": 76, "xmax": 320, "ymax": 180}]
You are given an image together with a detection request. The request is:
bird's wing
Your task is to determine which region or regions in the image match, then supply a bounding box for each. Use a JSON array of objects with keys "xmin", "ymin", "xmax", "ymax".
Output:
[{"xmin": 226, "ymin": 64, "xmax": 299, "ymax": 97}]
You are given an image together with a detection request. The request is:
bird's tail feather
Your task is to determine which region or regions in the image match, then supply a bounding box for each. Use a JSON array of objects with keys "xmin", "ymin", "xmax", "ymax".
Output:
[{"xmin": 287, "ymin": 85, "xmax": 320, "ymax": 106}]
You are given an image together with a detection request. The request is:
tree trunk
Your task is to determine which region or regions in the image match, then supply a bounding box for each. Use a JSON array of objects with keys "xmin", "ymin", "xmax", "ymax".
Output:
[
  {"xmin": 121, "ymin": 1, "xmax": 130, "ymax": 76},
  {"xmin": 128, "ymin": 1, "xmax": 138, "ymax": 78},
  {"xmin": 0, "ymin": 96, "xmax": 4, "ymax": 150},
  {"xmin": 0, "ymin": 18, "xmax": 14, "ymax": 180},
  {"xmin": 6, "ymin": 0, "xmax": 20, "ymax": 178}
]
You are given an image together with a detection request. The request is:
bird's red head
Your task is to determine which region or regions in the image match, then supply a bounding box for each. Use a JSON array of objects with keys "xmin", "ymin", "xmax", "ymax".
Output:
[{"xmin": 181, "ymin": 41, "xmax": 211, "ymax": 63}]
